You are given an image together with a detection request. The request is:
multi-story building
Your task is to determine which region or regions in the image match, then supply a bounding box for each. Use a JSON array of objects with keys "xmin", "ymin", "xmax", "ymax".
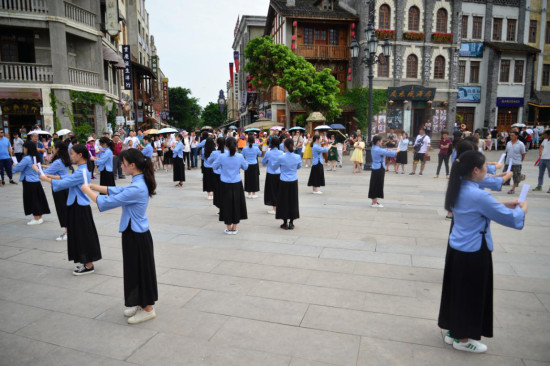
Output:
[{"xmin": 0, "ymin": 0, "xmax": 124, "ymax": 135}]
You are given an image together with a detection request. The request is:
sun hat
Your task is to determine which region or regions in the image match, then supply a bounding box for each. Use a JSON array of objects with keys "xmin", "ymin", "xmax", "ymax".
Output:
[{"xmin": 87, "ymin": 136, "xmax": 95, "ymax": 142}]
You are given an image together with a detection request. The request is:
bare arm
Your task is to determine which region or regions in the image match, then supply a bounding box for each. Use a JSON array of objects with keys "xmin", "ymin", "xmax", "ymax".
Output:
[{"xmin": 89, "ymin": 183, "xmax": 109, "ymax": 195}]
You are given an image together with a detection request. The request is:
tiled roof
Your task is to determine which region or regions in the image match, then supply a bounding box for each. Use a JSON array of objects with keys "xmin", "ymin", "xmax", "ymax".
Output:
[
  {"xmin": 270, "ymin": 0, "xmax": 358, "ymax": 20},
  {"xmin": 484, "ymin": 41, "xmax": 540, "ymax": 54}
]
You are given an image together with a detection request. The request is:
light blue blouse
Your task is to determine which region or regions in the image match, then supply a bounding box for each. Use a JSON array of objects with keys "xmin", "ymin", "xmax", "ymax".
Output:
[
  {"xmin": 371, "ymin": 145, "xmax": 397, "ymax": 170},
  {"xmin": 172, "ymin": 141, "xmax": 183, "ymax": 159},
  {"xmin": 96, "ymin": 147, "xmax": 113, "ymax": 172},
  {"xmin": 44, "ymin": 158, "xmax": 69, "ymax": 178},
  {"xmin": 450, "ymin": 180, "xmax": 525, "ymax": 252},
  {"xmin": 207, "ymin": 150, "xmax": 223, "ymax": 174},
  {"xmin": 312, "ymin": 143, "xmax": 329, "ymax": 165},
  {"xmin": 12, "ymin": 155, "xmax": 39, "ymax": 182},
  {"xmin": 142, "ymin": 143, "xmax": 153, "ymax": 158},
  {"xmin": 397, "ymin": 138, "xmax": 409, "ymax": 151},
  {"xmin": 241, "ymin": 145, "xmax": 261, "ymax": 164},
  {"xmin": 273, "ymin": 152, "xmax": 302, "ymax": 182},
  {"xmin": 477, "ymin": 175, "xmax": 503, "ymax": 191},
  {"xmin": 96, "ymin": 174, "xmax": 150, "ymax": 233},
  {"xmin": 262, "ymin": 148, "xmax": 283, "ymax": 174},
  {"xmin": 51, "ymin": 164, "xmax": 91, "ymax": 205},
  {"xmin": 212, "ymin": 152, "xmax": 248, "ymax": 183}
]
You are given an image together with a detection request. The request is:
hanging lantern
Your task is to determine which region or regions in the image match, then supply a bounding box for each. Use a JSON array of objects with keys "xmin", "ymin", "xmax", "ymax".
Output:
[
  {"xmin": 292, "ymin": 35, "xmax": 296, "ymax": 41},
  {"xmin": 348, "ymin": 68, "xmax": 352, "ymax": 73},
  {"xmin": 351, "ymin": 23, "xmax": 356, "ymax": 29},
  {"xmin": 348, "ymin": 75, "xmax": 352, "ymax": 81},
  {"xmin": 291, "ymin": 43, "xmax": 296, "ymax": 50},
  {"xmin": 351, "ymin": 31, "xmax": 355, "ymax": 37},
  {"xmin": 293, "ymin": 20, "xmax": 297, "ymax": 27}
]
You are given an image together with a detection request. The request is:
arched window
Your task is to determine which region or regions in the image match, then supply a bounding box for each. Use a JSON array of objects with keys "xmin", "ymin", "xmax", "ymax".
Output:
[
  {"xmin": 436, "ymin": 8, "xmax": 448, "ymax": 33},
  {"xmin": 379, "ymin": 4, "xmax": 391, "ymax": 30},
  {"xmin": 378, "ymin": 54, "xmax": 389, "ymax": 77},
  {"xmin": 408, "ymin": 6, "xmax": 420, "ymax": 31},
  {"xmin": 434, "ymin": 56, "xmax": 445, "ymax": 79},
  {"xmin": 406, "ymin": 54, "xmax": 418, "ymax": 78}
]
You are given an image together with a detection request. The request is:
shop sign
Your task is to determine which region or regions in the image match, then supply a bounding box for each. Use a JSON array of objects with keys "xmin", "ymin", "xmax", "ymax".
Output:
[
  {"xmin": 162, "ymin": 78, "xmax": 169, "ymax": 110},
  {"xmin": 457, "ymin": 86, "xmax": 481, "ymax": 103},
  {"xmin": 388, "ymin": 85, "xmax": 436, "ymax": 101},
  {"xmin": 459, "ymin": 43, "xmax": 483, "ymax": 57},
  {"xmin": 122, "ymin": 45, "xmax": 133, "ymax": 90},
  {"xmin": 151, "ymin": 56, "xmax": 158, "ymax": 77},
  {"xmin": 0, "ymin": 101, "xmax": 41, "ymax": 115},
  {"xmin": 105, "ymin": 0, "xmax": 120, "ymax": 36},
  {"xmin": 497, "ymin": 97, "xmax": 524, "ymax": 107},
  {"xmin": 137, "ymin": 110, "xmax": 143, "ymax": 123}
]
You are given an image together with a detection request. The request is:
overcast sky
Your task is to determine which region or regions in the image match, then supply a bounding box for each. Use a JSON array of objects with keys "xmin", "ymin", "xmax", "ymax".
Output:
[{"xmin": 149, "ymin": 0, "xmax": 271, "ymax": 108}]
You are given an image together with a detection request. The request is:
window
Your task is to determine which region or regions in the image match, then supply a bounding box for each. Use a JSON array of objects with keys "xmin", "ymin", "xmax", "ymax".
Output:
[
  {"xmin": 493, "ymin": 18, "xmax": 502, "ymax": 41},
  {"xmin": 379, "ymin": 5, "xmax": 391, "ymax": 30},
  {"xmin": 315, "ymin": 29, "xmax": 327, "ymax": 42},
  {"xmin": 329, "ymin": 29, "xmax": 339, "ymax": 45},
  {"xmin": 500, "ymin": 60, "xmax": 510, "ymax": 82},
  {"xmin": 378, "ymin": 53, "xmax": 389, "ymax": 77},
  {"xmin": 434, "ymin": 56, "xmax": 445, "ymax": 79},
  {"xmin": 472, "ymin": 16, "xmax": 483, "ymax": 39},
  {"xmin": 543, "ymin": 64, "xmax": 550, "ymax": 86},
  {"xmin": 458, "ymin": 61, "xmax": 466, "ymax": 83},
  {"xmin": 514, "ymin": 60, "xmax": 524, "ymax": 83},
  {"xmin": 529, "ymin": 20, "xmax": 537, "ymax": 43},
  {"xmin": 546, "ymin": 22, "xmax": 550, "ymax": 44},
  {"xmin": 322, "ymin": 0, "xmax": 334, "ymax": 10},
  {"xmin": 408, "ymin": 6, "xmax": 420, "ymax": 31},
  {"xmin": 0, "ymin": 30, "xmax": 35, "ymax": 63},
  {"xmin": 436, "ymin": 8, "xmax": 447, "ymax": 33},
  {"xmin": 462, "ymin": 15, "xmax": 468, "ymax": 38},
  {"xmin": 406, "ymin": 54, "xmax": 418, "ymax": 78},
  {"xmin": 304, "ymin": 27, "xmax": 313, "ymax": 44},
  {"xmin": 506, "ymin": 19, "xmax": 516, "ymax": 42},
  {"xmin": 470, "ymin": 61, "xmax": 480, "ymax": 83}
]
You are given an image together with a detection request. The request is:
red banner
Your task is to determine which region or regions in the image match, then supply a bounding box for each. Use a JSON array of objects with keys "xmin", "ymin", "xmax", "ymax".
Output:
[{"xmin": 229, "ymin": 63, "xmax": 234, "ymax": 90}]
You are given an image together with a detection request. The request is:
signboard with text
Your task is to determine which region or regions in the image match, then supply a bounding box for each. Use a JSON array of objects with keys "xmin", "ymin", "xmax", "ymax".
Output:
[
  {"xmin": 122, "ymin": 45, "xmax": 132, "ymax": 90},
  {"xmin": 151, "ymin": 56, "xmax": 158, "ymax": 77},
  {"xmin": 459, "ymin": 42, "xmax": 484, "ymax": 57},
  {"xmin": 497, "ymin": 97, "xmax": 524, "ymax": 107},
  {"xmin": 105, "ymin": 0, "xmax": 120, "ymax": 36},
  {"xmin": 457, "ymin": 86, "xmax": 481, "ymax": 103},
  {"xmin": 387, "ymin": 85, "xmax": 436, "ymax": 101},
  {"xmin": 162, "ymin": 78, "xmax": 169, "ymax": 111}
]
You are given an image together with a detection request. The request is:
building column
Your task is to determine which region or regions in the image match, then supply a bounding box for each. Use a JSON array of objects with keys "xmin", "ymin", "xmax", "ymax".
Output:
[
  {"xmin": 41, "ymin": 87, "xmax": 54, "ymax": 133},
  {"xmin": 447, "ymin": 0, "xmax": 463, "ymax": 131},
  {"xmin": 484, "ymin": 47, "xmax": 499, "ymax": 127},
  {"xmin": 422, "ymin": 0, "xmax": 435, "ymax": 87},
  {"xmin": 523, "ymin": 54, "xmax": 535, "ymax": 122}
]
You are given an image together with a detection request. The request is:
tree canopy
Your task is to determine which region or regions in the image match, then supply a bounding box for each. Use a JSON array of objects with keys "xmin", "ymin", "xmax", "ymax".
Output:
[
  {"xmin": 168, "ymin": 87, "xmax": 201, "ymax": 130},
  {"xmin": 336, "ymin": 87, "xmax": 387, "ymax": 132},
  {"xmin": 244, "ymin": 36, "xmax": 342, "ymax": 121},
  {"xmin": 201, "ymin": 101, "xmax": 227, "ymax": 127}
]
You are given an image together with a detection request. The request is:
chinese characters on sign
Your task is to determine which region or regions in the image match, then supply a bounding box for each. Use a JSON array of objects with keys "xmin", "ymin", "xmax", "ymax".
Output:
[
  {"xmin": 151, "ymin": 56, "xmax": 158, "ymax": 77},
  {"xmin": 496, "ymin": 98, "xmax": 524, "ymax": 107},
  {"xmin": 105, "ymin": 0, "xmax": 120, "ymax": 36},
  {"xmin": 234, "ymin": 72, "xmax": 239, "ymax": 103},
  {"xmin": 457, "ymin": 86, "xmax": 481, "ymax": 103},
  {"xmin": 387, "ymin": 85, "xmax": 436, "ymax": 101},
  {"xmin": 122, "ymin": 45, "xmax": 132, "ymax": 90},
  {"xmin": 162, "ymin": 78, "xmax": 169, "ymax": 111}
]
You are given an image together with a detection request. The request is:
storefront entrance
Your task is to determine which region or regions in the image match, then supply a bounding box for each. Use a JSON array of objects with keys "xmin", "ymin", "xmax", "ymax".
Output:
[
  {"xmin": 497, "ymin": 107, "xmax": 518, "ymax": 133},
  {"xmin": 1, "ymin": 99, "xmax": 42, "ymax": 136},
  {"xmin": 412, "ymin": 107, "xmax": 425, "ymax": 136},
  {"xmin": 456, "ymin": 107, "xmax": 475, "ymax": 132}
]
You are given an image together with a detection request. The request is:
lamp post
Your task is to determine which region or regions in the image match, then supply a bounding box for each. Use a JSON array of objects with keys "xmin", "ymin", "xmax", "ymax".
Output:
[{"xmin": 350, "ymin": 24, "xmax": 392, "ymax": 170}]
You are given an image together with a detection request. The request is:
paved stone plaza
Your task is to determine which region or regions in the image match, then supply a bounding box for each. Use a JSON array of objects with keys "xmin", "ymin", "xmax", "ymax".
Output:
[{"xmin": 0, "ymin": 150, "xmax": 549, "ymax": 366}]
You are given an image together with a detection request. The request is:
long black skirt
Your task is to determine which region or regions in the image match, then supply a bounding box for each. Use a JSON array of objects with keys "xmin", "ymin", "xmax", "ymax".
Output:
[
  {"xmin": 307, "ymin": 163, "xmax": 325, "ymax": 187},
  {"xmin": 203, "ymin": 167, "xmax": 214, "ymax": 192},
  {"xmin": 276, "ymin": 180, "xmax": 299, "ymax": 221},
  {"xmin": 368, "ymin": 167, "xmax": 385, "ymax": 199},
  {"xmin": 264, "ymin": 173, "xmax": 280, "ymax": 206},
  {"xmin": 66, "ymin": 203, "xmax": 102, "ymax": 264},
  {"xmin": 396, "ymin": 151, "xmax": 408, "ymax": 164},
  {"xmin": 219, "ymin": 181, "xmax": 247, "ymax": 225},
  {"xmin": 122, "ymin": 225, "xmax": 158, "ymax": 308},
  {"xmin": 22, "ymin": 180, "xmax": 51, "ymax": 216},
  {"xmin": 173, "ymin": 157, "xmax": 185, "ymax": 182},
  {"xmin": 213, "ymin": 173, "xmax": 222, "ymax": 209},
  {"xmin": 438, "ymin": 236, "xmax": 493, "ymax": 340},
  {"xmin": 99, "ymin": 170, "xmax": 116, "ymax": 187},
  {"xmin": 52, "ymin": 187, "xmax": 68, "ymax": 227},
  {"xmin": 244, "ymin": 163, "xmax": 260, "ymax": 192}
]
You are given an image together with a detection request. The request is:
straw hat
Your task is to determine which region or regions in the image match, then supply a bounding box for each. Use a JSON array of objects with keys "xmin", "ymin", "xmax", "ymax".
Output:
[{"xmin": 87, "ymin": 136, "xmax": 95, "ymax": 142}]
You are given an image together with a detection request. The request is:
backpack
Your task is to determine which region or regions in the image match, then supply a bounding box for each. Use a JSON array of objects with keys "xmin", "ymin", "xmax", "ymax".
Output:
[{"xmin": 413, "ymin": 135, "xmax": 426, "ymax": 152}]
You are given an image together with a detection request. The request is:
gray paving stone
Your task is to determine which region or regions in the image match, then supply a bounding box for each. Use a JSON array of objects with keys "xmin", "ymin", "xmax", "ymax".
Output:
[
  {"xmin": 0, "ymin": 300, "xmax": 51, "ymax": 333},
  {"xmin": 158, "ymin": 268, "xmax": 261, "ymax": 294},
  {"xmin": 210, "ymin": 260, "xmax": 312, "ymax": 284},
  {"xmin": 0, "ymin": 245, "xmax": 30, "ymax": 259},
  {"xmin": 320, "ymin": 247, "xmax": 412, "ymax": 266},
  {"xmin": 260, "ymin": 253, "xmax": 356, "ymax": 274}
]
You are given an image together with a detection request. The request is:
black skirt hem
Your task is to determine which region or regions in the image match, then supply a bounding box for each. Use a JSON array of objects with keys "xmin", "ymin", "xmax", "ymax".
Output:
[
  {"xmin": 173, "ymin": 156, "xmax": 186, "ymax": 182},
  {"xmin": 219, "ymin": 181, "xmax": 247, "ymax": 225},
  {"xmin": 368, "ymin": 168, "xmax": 385, "ymax": 199},
  {"xmin": 307, "ymin": 163, "xmax": 325, "ymax": 187},
  {"xmin": 244, "ymin": 163, "xmax": 260, "ymax": 192},
  {"xmin": 99, "ymin": 170, "xmax": 116, "ymax": 187},
  {"xmin": 22, "ymin": 180, "xmax": 51, "ymax": 216},
  {"xmin": 66, "ymin": 202, "xmax": 102, "ymax": 264},
  {"xmin": 275, "ymin": 180, "xmax": 300, "ymax": 220},
  {"xmin": 264, "ymin": 173, "xmax": 280, "ymax": 207}
]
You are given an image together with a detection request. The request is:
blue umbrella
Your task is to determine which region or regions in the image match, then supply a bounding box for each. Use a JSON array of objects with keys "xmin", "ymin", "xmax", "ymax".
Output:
[
  {"xmin": 228, "ymin": 126, "xmax": 238, "ymax": 130},
  {"xmin": 330, "ymin": 123, "xmax": 346, "ymax": 130},
  {"xmin": 288, "ymin": 126, "xmax": 305, "ymax": 131},
  {"xmin": 245, "ymin": 128, "xmax": 261, "ymax": 133}
]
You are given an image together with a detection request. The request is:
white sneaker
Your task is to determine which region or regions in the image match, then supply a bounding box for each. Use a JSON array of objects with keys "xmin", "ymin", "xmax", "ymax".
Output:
[
  {"xmin": 444, "ymin": 331, "xmax": 454, "ymax": 345},
  {"xmin": 231, "ymin": 230, "xmax": 238, "ymax": 235},
  {"xmin": 452, "ymin": 339, "xmax": 487, "ymax": 353},
  {"xmin": 127, "ymin": 307, "xmax": 156, "ymax": 324},
  {"xmin": 56, "ymin": 232, "xmax": 67, "ymax": 241},
  {"xmin": 267, "ymin": 210, "xmax": 276, "ymax": 215},
  {"xmin": 312, "ymin": 191, "xmax": 323, "ymax": 195},
  {"xmin": 208, "ymin": 195, "xmax": 213, "ymax": 200},
  {"xmin": 371, "ymin": 203, "xmax": 384, "ymax": 208},
  {"xmin": 27, "ymin": 218, "xmax": 44, "ymax": 225},
  {"xmin": 252, "ymin": 195, "xmax": 258, "ymax": 199},
  {"xmin": 305, "ymin": 165, "xmax": 309, "ymax": 168},
  {"xmin": 124, "ymin": 306, "xmax": 138, "ymax": 317},
  {"xmin": 224, "ymin": 229, "xmax": 233, "ymax": 235}
]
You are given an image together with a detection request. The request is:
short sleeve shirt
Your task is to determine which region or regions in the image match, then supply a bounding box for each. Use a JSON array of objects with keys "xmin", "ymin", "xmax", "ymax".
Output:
[
  {"xmin": 541, "ymin": 139, "xmax": 550, "ymax": 159},
  {"xmin": 0, "ymin": 137, "xmax": 11, "ymax": 159},
  {"xmin": 505, "ymin": 140, "xmax": 526, "ymax": 165}
]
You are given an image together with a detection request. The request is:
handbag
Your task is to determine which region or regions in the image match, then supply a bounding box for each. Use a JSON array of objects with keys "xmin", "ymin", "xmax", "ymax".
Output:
[{"xmin": 423, "ymin": 154, "xmax": 431, "ymax": 162}]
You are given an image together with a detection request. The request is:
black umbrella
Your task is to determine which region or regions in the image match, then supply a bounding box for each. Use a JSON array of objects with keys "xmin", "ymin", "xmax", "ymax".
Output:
[{"xmin": 327, "ymin": 129, "xmax": 346, "ymax": 143}]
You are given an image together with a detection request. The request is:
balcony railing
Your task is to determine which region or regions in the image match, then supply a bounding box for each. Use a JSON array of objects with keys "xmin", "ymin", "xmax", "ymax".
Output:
[
  {"xmin": 0, "ymin": 0, "xmax": 48, "ymax": 13},
  {"xmin": 69, "ymin": 67, "xmax": 99, "ymax": 87},
  {"xmin": 0, "ymin": 62, "xmax": 53, "ymax": 82},
  {"xmin": 64, "ymin": 1, "xmax": 95, "ymax": 28},
  {"xmin": 294, "ymin": 44, "xmax": 349, "ymax": 60}
]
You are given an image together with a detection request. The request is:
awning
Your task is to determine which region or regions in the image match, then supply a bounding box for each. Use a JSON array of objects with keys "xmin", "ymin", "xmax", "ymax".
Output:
[
  {"xmin": 484, "ymin": 41, "xmax": 540, "ymax": 54},
  {"xmin": 102, "ymin": 45, "xmax": 125, "ymax": 69},
  {"xmin": 0, "ymin": 87, "xmax": 42, "ymax": 100},
  {"xmin": 131, "ymin": 61, "xmax": 157, "ymax": 79},
  {"xmin": 529, "ymin": 91, "xmax": 550, "ymax": 107}
]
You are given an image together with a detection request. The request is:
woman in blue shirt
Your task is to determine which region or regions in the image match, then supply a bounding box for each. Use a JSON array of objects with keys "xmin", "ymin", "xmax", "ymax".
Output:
[
  {"xmin": 307, "ymin": 134, "xmax": 332, "ymax": 194},
  {"xmin": 172, "ymin": 134, "xmax": 185, "ymax": 187},
  {"xmin": 207, "ymin": 137, "xmax": 225, "ymax": 212},
  {"xmin": 94, "ymin": 137, "xmax": 116, "ymax": 188},
  {"xmin": 141, "ymin": 135, "xmax": 154, "ymax": 159},
  {"xmin": 202, "ymin": 137, "xmax": 216, "ymax": 199},
  {"xmin": 82, "ymin": 149, "xmax": 158, "ymax": 325},
  {"xmin": 369, "ymin": 135, "xmax": 398, "ymax": 208},
  {"xmin": 273, "ymin": 138, "xmax": 302, "ymax": 230},
  {"xmin": 212, "ymin": 137, "xmax": 249, "ymax": 234},
  {"xmin": 262, "ymin": 136, "xmax": 283, "ymax": 214},
  {"xmin": 242, "ymin": 134, "xmax": 262, "ymax": 199},
  {"xmin": 40, "ymin": 144, "xmax": 102, "ymax": 276},
  {"xmin": 12, "ymin": 141, "xmax": 51, "ymax": 225},
  {"xmin": 439, "ymin": 150, "xmax": 527, "ymax": 353}
]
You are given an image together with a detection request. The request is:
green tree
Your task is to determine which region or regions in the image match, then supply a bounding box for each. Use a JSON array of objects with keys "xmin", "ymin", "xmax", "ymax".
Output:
[
  {"xmin": 201, "ymin": 102, "xmax": 226, "ymax": 127},
  {"xmin": 244, "ymin": 36, "xmax": 341, "ymax": 121},
  {"xmin": 168, "ymin": 87, "xmax": 202, "ymax": 131},
  {"xmin": 337, "ymin": 87, "xmax": 387, "ymax": 132}
]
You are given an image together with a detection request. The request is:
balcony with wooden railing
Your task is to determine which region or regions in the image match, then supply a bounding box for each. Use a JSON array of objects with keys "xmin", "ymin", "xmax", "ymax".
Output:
[
  {"xmin": 64, "ymin": 1, "xmax": 95, "ymax": 28},
  {"xmin": 69, "ymin": 67, "xmax": 99, "ymax": 88},
  {"xmin": 294, "ymin": 44, "xmax": 349, "ymax": 60},
  {"xmin": 0, "ymin": 0, "xmax": 48, "ymax": 13},
  {"xmin": 0, "ymin": 62, "xmax": 53, "ymax": 82}
]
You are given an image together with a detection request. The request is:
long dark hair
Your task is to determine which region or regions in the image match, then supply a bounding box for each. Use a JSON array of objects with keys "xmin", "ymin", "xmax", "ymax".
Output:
[
  {"xmin": 72, "ymin": 144, "xmax": 89, "ymax": 161},
  {"xmin": 216, "ymin": 137, "xmax": 225, "ymax": 151},
  {"xmin": 455, "ymin": 139, "xmax": 477, "ymax": 157},
  {"xmin": 312, "ymin": 134, "xmax": 320, "ymax": 144},
  {"xmin": 270, "ymin": 136, "xmax": 280, "ymax": 149},
  {"xmin": 226, "ymin": 137, "xmax": 237, "ymax": 156},
  {"xmin": 204, "ymin": 137, "xmax": 216, "ymax": 159},
  {"xmin": 119, "ymin": 149, "xmax": 157, "ymax": 197},
  {"xmin": 444, "ymin": 150, "xmax": 485, "ymax": 211},
  {"xmin": 52, "ymin": 141, "xmax": 71, "ymax": 167},
  {"xmin": 248, "ymin": 134, "xmax": 254, "ymax": 148},
  {"xmin": 23, "ymin": 140, "xmax": 38, "ymax": 158},
  {"xmin": 99, "ymin": 137, "xmax": 115, "ymax": 152},
  {"xmin": 284, "ymin": 138, "xmax": 294, "ymax": 152}
]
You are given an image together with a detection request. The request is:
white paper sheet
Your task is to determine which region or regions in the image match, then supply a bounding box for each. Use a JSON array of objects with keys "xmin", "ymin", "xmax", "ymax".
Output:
[
  {"xmin": 82, "ymin": 169, "xmax": 88, "ymax": 185},
  {"xmin": 507, "ymin": 160, "xmax": 513, "ymax": 173},
  {"xmin": 498, "ymin": 153, "xmax": 506, "ymax": 165},
  {"xmin": 11, "ymin": 156, "xmax": 18, "ymax": 164},
  {"xmin": 518, "ymin": 184, "xmax": 530, "ymax": 202},
  {"xmin": 33, "ymin": 156, "xmax": 37, "ymax": 165},
  {"xmin": 37, "ymin": 163, "xmax": 45, "ymax": 176}
]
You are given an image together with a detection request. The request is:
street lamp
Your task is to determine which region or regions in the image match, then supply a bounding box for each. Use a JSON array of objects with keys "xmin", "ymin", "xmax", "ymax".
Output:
[{"xmin": 349, "ymin": 25, "xmax": 392, "ymax": 170}]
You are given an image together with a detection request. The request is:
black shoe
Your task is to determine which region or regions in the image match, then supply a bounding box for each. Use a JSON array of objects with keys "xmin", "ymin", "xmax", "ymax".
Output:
[
  {"xmin": 288, "ymin": 223, "xmax": 295, "ymax": 230},
  {"xmin": 9, "ymin": 180, "xmax": 17, "ymax": 185},
  {"xmin": 1, "ymin": 180, "xmax": 4, "ymax": 186},
  {"xmin": 280, "ymin": 223, "xmax": 288, "ymax": 230},
  {"xmin": 73, "ymin": 264, "xmax": 94, "ymax": 276}
]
